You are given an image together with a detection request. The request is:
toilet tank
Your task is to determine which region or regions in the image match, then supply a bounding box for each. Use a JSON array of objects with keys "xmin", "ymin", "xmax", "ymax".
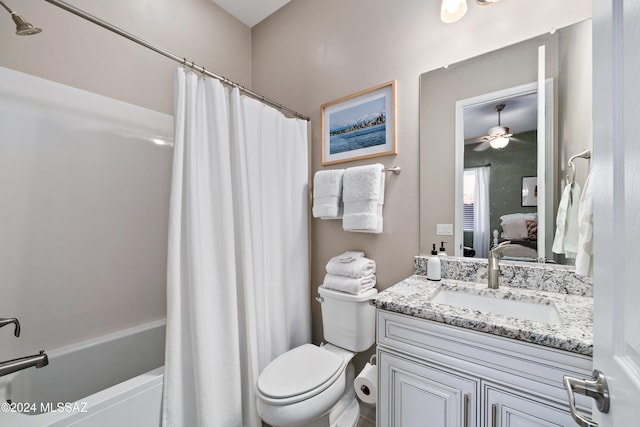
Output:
[{"xmin": 317, "ymin": 286, "xmax": 378, "ymax": 352}]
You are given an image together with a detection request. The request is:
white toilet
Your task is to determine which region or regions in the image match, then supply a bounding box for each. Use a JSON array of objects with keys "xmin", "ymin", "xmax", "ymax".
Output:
[{"xmin": 256, "ymin": 286, "xmax": 377, "ymax": 427}]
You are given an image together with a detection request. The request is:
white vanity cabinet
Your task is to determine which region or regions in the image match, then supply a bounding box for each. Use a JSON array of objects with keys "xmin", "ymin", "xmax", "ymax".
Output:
[{"xmin": 377, "ymin": 310, "xmax": 593, "ymax": 427}]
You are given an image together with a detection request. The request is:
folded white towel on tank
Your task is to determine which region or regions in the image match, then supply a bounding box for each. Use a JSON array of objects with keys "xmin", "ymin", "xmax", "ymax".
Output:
[
  {"xmin": 334, "ymin": 251, "xmax": 365, "ymax": 263},
  {"xmin": 326, "ymin": 255, "xmax": 376, "ymax": 278},
  {"xmin": 322, "ymin": 273, "xmax": 376, "ymax": 295}
]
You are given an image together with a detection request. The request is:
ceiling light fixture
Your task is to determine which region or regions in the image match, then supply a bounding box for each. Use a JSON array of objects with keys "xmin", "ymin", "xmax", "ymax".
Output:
[
  {"xmin": 488, "ymin": 104, "xmax": 511, "ymax": 149},
  {"xmin": 440, "ymin": 0, "xmax": 468, "ymax": 24},
  {"xmin": 441, "ymin": 0, "xmax": 500, "ymax": 23},
  {"xmin": 490, "ymin": 136, "xmax": 509, "ymax": 149}
]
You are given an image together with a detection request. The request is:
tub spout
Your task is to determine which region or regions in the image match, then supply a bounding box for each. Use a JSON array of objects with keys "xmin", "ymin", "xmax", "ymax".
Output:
[
  {"xmin": 0, "ymin": 350, "xmax": 48, "ymax": 377},
  {"xmin": 0, "ymin": 318, "xmax": 20, "ymax": 337}
]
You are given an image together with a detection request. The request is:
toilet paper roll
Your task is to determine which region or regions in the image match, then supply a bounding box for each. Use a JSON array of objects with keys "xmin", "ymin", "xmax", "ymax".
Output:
[{"xmin": 354, "ymin": 362, "xmax": 377, "ymax": 405}]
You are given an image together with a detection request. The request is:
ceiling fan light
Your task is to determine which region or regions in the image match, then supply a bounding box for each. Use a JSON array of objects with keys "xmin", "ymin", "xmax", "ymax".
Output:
[
  {"xmin": 441, "ymin": 0, "xmax": 468, "ymax": 23},
  {"xmin": 489, "ymin": 126, "xmax": 509, "ymax": 137},
  {"xmin": 490, "ymin": 136, "xmax": 510, "ymax": 149}
]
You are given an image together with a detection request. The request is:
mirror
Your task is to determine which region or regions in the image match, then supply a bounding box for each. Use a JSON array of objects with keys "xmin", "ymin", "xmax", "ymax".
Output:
[{"xmin": 419, "ymin": 20, "xmax": 592, "ymax": 263}]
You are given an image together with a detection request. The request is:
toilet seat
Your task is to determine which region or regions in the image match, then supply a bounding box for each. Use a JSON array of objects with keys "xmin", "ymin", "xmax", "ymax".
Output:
[{"xmin": 257, "ymin": 344, "xmax": 346, "ymax": 406}]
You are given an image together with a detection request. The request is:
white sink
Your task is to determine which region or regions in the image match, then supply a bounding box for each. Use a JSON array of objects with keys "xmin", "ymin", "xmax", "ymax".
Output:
[{"xmin": 430, "ymin": 289, "xmax": 562, "ymax": 326}]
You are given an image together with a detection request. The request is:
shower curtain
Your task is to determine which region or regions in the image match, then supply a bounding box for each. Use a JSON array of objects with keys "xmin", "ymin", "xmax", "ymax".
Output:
[
  {"xmin": 162, "ymin": 68, "xmax": 310, "ymax": 427},
  {"xmin": 473, "ymin": 166, "xmax": 490, "ymax": 258}
]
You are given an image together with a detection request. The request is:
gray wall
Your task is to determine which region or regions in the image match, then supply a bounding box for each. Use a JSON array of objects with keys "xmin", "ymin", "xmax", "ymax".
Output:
[
  {"xmin": 0, "ymin": 0, "xmax": 250, "ymax": 355},
  {"xmin": 0, "ymin": 0, "xmax": 251, "ymax": 115},
  {"xmin": 252, "ymin": 0, "xmax": 591, "ymax": 360},
  {"xmin": 465, "ymin": 131, "xmax": 538, "ymax": 242}
]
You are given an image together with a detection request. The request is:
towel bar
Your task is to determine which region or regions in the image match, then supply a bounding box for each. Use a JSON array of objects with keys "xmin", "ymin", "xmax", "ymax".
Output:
[{"xmin": 383, "ymin": 166, "xmax": 401, "ymax": 175}]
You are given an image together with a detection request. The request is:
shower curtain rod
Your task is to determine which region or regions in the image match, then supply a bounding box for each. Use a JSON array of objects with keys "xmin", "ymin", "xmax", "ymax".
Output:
[{"xmin": 43, "ymin": 0, "xmax": 310, "ymax": 121}]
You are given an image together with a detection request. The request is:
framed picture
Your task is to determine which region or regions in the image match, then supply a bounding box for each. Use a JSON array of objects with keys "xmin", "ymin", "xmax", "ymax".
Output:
[
  {"xmin": 320, "ymin": 81, "xmax": 397, "ymax": 165},
  {"xmin": 521, "ymin": 176, "xmax": 538, "ymax": 207}
]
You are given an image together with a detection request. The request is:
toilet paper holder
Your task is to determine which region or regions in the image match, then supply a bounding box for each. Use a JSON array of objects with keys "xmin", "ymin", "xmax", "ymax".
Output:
[{"xmin": 358, "ymin": 355, "xmax": 377, "ymax": 397}]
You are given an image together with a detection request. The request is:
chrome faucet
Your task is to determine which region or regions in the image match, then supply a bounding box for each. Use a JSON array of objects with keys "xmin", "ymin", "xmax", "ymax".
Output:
[
  {"xmin": 488, "ymin": 241, "xmax": 510, "ymax": 289},
  {"xmin": 0, "ymin": 350, "xmax": 49, "ymax": 377},
  {"xmin": 0, "ymin": 318, "xmax": 21, "ymax": 337},
  {"xmin": 0, "ymin": 317, "xmax": 49, "ymax": 377}
]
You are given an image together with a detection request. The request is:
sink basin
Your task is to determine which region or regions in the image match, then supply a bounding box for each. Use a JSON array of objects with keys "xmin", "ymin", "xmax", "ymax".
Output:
[{"xmin": 430, "ymin": 289, "xmax": 562, "ymax": 326}]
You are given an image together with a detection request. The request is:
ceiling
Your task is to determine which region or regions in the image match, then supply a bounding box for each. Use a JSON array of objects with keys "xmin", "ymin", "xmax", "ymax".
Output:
[
  {"xmin": 463, "ymin": 92, "xmax": 538, "ymax": 140},
  {"xmin": 211, "ymin": 0, "xmax": 291, "ymax": 27}
]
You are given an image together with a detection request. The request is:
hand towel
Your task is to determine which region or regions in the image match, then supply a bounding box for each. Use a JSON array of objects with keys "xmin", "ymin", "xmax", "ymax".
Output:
[
  {"xmin": 334, "ymin": 250, "xmax": 365, "ymax": 263},
  {"xmin": 322, "ymin": 273, "xmax": 376, "ymax": 295},
  {"xmin": 575, "ymin": 172, "xmax": 593, "ymax": 276},
  {"xmin": 312, "ymin": 169, "xmax": 344, "ymax": 219},
  {"xmin": 326, "ymin": 255, "xmax": 376, "ymax": 278},
  {"xmin": 342, "ymin": 164, "xmax": 385, "ymax": 233},
  {"xmin": 552, "ymin": 182, "xmax": 582, "ymax": 258}
]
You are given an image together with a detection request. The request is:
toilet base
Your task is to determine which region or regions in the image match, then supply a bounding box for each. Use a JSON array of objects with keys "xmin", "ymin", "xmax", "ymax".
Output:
[{"xmin": 292, "ymin": 398, "xmax": 359, "ymax": 427}]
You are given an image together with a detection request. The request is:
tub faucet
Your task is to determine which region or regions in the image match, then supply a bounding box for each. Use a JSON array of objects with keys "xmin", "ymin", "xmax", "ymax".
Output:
[
  {"xmin": 488, "ymin": 241, "xmax": 510, "ymax": 289},
  {"xmin": 0, "ymin": 350, "xmax": 49, "ymax": 377},
  {"xmin": 0, "ymin": 318, "xmax": 21, "ymax": 337}
]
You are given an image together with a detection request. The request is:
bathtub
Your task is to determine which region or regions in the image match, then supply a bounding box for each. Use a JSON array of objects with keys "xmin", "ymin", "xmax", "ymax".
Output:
[{"xmin": 0, "ymin": 319, "xmax": 165, "ymax": 427}]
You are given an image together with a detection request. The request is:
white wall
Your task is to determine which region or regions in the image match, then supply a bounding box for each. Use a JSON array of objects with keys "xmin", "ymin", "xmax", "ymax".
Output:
[
  {"xmin": 0, "ymin": 0, "xmax": 251, "ymax": 358},
  {"xmin": 251, "ymin": 0, "xmax": 592, "ymax": 349}
]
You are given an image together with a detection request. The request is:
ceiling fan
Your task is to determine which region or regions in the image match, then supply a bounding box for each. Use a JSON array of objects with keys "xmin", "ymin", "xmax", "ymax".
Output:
[{"xmin": 468, "ymin": 104, "xmax": 513, "ymax": 151}]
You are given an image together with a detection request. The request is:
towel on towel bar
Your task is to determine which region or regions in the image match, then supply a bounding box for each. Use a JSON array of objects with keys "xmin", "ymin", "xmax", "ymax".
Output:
[
  {"xmin": 342, "ymin": 164, "xmax": 385, "ymax": 233},
  {"xmin": 312, "ymin": 169, "xmax": 345, "ymax": 219},
  {"xmin": 326, "ymin": 254, "xmax": 376, "ymax": 278},
  {"xmin": 552, "ymin": 182, "xmax": 581, "ymax": 258},
  {"xmin": 575, "ymin": 172, "xmax": 593, "ymax": 276},
  {"xmin": 322, "ymin": 273, "xmax": 376, "ymax": 295}
]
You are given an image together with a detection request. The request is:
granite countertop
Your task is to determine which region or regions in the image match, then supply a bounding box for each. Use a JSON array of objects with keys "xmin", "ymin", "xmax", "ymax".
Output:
[{"xmin": 374, "ymin": 274, "xmax": 593, "ymax": 356}]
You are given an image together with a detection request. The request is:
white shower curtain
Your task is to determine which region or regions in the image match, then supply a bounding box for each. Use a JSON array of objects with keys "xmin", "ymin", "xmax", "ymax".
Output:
[
  {"xmin": 162, "ymin": 68, "xmax": 310, "ymax": 427},
  {"xmin": 473, "ymin": 166, "xmax": 490, "ymax": 258}
]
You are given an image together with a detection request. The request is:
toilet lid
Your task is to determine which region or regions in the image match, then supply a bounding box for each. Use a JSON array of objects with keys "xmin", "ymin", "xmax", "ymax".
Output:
[{"xmin": 257, "ymin": 344, "xmax": 344, "ymax": 399}]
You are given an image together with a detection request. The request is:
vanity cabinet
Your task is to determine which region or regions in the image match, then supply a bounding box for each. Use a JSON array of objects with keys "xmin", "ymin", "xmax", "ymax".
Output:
[
  {"xmin": 377, "ymin": 310, "xmax": 592, "ymax": 427},
  {"xmin": 378, "ymin": 350, "xmax": 478, "ymax": 426}
]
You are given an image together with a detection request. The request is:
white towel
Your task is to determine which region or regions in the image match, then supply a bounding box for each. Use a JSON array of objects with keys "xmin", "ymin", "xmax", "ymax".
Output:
[
  {"xmin": 342, "ymin": 164, "xmax": 385, "ymax": 233},
  {"xmin": 326, "ymin": 255, "xmax": 376, "ymax": 278},
  {"xmin": 334, "ymin": 251, "xmax": 365, "ymax": 263},
  {"xmin": 575, "ymin": 172, "xmax": 593, "ymax": 276},
  {"xmin": 322, "ymin": 273, "xmax": 376, "ymax": 294},
  {"xmin": 552, "ymin": 183, "xmax": 581, "ymax": 258},
  {"xmin": 312, "ymin": 169, "xmax": 345, "ymax": 219}
]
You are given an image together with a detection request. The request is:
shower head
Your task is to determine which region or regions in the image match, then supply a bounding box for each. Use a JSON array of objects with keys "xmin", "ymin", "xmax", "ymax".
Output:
[
  {"xmin": 0, "ymin": 0, "xmax": 41, "ymax": 35},
  {"xmin": 11, "ymin": 12, "xmax": 42, "ymax": 35}
]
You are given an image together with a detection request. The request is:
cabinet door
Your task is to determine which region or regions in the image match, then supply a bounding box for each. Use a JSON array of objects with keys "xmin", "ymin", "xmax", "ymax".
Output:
[
  {"xmin": 378, "ymin": 350, "xmax": 478, "ymax": 427},
  {"xmin": 484, "ymin": 383, "xmax": 581, "ymax": 427}
]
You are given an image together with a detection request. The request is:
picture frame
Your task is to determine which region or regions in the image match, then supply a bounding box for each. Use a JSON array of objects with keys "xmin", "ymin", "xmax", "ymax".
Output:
[
  {"xmin": 320, "ymin": 81, "xmax": 397, "ymax": 165},
  {"xmin": 521, "ymin": 176, "xmax": 538, "ymax": 207}
]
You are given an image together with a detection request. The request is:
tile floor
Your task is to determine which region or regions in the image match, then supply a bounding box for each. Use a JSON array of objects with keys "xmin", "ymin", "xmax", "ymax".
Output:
[{"xmin": 356, "ymin": 404, "xmax": 375, "ymax": 426}]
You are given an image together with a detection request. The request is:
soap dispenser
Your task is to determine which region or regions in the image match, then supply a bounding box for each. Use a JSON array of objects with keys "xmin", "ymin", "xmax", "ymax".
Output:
[
  {"xmin": 438, "ymin": 241, "xmax": 448, "ymax": 256},
  {"xmin": 427, "ymin": 243, "xmax": 441, "ymax": 281}
]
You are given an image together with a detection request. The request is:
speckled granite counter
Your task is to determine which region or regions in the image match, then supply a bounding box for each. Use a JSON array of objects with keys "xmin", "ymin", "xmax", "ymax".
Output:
[{"xmin": 374, "ymin": 257, "xmax": 594, "ymax": 356}]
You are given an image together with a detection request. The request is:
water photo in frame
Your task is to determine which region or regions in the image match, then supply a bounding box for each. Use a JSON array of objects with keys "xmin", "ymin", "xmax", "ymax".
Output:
[{"xmin": 321, "ymin": 81, "xmax": 397, "ymax": 165}]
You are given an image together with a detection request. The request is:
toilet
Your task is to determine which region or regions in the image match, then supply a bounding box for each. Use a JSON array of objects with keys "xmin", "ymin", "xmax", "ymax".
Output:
[{"xmin": 256, "ymin": 286, "xmax": 377, "ymax": 427}]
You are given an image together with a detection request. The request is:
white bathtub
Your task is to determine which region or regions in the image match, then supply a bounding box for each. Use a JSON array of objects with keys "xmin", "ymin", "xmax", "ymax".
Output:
[{"xmin": 0, "ymin": 319, "xmax": 165, "ymax": 427}]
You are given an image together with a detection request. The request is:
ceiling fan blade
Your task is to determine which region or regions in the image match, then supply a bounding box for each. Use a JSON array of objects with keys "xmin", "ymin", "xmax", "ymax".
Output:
[
  {"xmin": 465, "ymin": 136, "xmax": 490, "ymax": 144},
  {"xmin": 472, "ymin": 141, "xmax": 492, "ymax": 151}
]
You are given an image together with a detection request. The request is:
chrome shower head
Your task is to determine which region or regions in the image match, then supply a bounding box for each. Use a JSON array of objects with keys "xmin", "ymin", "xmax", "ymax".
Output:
[
  {"xmin": 0, "ymin": 0, "xmax": 41, "ymax": 35},
  {"xmin": 11, "ymin": 12, "xmax": 42, "ymax": 35}
]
